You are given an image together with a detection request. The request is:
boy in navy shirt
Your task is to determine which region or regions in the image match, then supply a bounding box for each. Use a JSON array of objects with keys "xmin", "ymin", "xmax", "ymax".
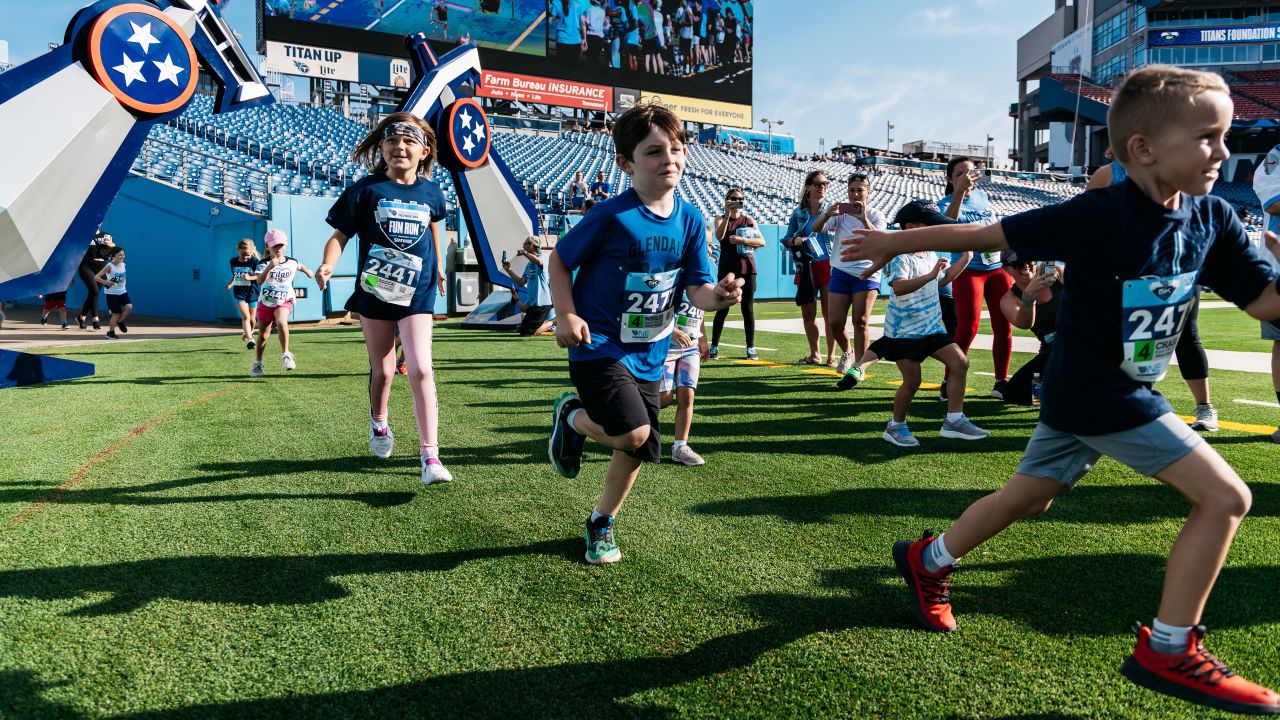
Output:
[
  {"xmin": 548, "ymin": 104, "xmax": 743, "ymax": 565},
  {"xmin": 846, "ymin": 66, "xmax": 1280, "ymax": 714}
]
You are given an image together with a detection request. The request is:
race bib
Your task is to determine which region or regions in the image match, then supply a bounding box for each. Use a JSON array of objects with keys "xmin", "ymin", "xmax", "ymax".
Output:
[
  {"xmin": 620, "ymin": 268, "xmax": 681, "ymax": 343},
  {"xmin": 232, "ymin": 268, "xmax": 252, "ymax": 287},
  {"xmin": 360, "ymin": 245, "xmax": 424, "ymax": 307},
  {"xmin": 674, "ymin": 299, "xmax": 705, "ymax": 338},
  {"xmin": 978, "ymin": 251, "xmax": 1001, "ymax": 266},
  {"xmin": 1120, "ymin": 271, "xmax": 1198, "ymax": 383},
  {"xmin": 261, "ymin": 282, "xmax": 292, "ymax": 305}
]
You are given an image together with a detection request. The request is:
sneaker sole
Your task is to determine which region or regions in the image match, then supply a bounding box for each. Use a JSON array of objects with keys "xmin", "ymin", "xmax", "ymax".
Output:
[
  {"xmin": 671, "ymin": 456, "xmax": 705, "ymax": 466},
  {"xmin": 422, "ymin": 474, "xmax": 453, "ymax": 486},
  {"xmin": 370, "ymin": 442, "xmax": 394, "ymax": 459},
  {"xmin": 836, "ymin": 375, "xmax": 860, "ymax": 390},
  {"xmin": 882, "ymin": 431, "xmax": 919, "ymax": 448},
  {"xmin": 548, "ymin": 393, "xmax": 581, "ymax": 479},
  {"xmin": 584, "ymin": 549, "xmax": 621, "ymax": 564},
  {"xmin": 1119, "ymin": 656, "xmax": 1280, "ymax": 715},
  {"xmin": 892, "ymin": 540, "xmax": 955, "ymax": 633},
  {"xmin": 939, "ymin": 428, "xmax": 989, "ymax": 440},
  {"xmin": 1190, "ymin": 422, "xmax": 1219, "ymax": 433}
]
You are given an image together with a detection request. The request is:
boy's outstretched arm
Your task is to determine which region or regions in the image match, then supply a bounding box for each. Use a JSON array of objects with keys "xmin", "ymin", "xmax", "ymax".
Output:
[
  {"xmin": 687, "ymin": 273, "xmax": 744, "ymax": 312},
  {"xmin": 549, "ymin": 251, "xmax": 591, "ymax": 348},
  {"xmin": 841, "ymin": 223, "xmax": 1008, "ymax": 280}
]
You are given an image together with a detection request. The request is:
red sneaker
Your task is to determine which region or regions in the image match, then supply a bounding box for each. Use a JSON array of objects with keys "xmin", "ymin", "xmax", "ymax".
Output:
[
  {"xmin": 892, "ymin": 530, "xmax": 957, "ymax": 632},
  {"xmin": 1120, "ymin": 623, "xmax": 1280, "ymax": 715}
]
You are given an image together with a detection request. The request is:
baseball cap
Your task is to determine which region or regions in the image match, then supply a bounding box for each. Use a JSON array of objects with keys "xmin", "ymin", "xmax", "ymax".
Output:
[
  {"xmin": 264, "ymin": 229, "xmax": 288, "ymax": 247},
  {"xmin": 893, "ymin": 200, "xmax": 957, "ymax": 228}
]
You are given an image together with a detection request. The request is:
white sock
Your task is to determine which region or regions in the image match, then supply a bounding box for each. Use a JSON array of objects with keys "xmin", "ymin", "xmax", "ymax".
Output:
[
  {"xmin": 1150, "ymin": 618, "xmax": 1192, "ymax": 654},
  {"xmin": 422, "ymin": 447, "xmax": 439, "ymax": 460},
  {"xmin": 946, "ymin": 412, "xmax": 964, "ymax": 423},
  {"xmin": 924, "ymin": 533, "xmax": 959, "ymax": 574},
  {"xmin": 567, "ymin": 408, "xmax": 584, "ymax": 433},
  {"xmin": 888, "ymin": 420, "xmax": 906, "ymax": 428},
  {"xmin": 673, "ymin": 439, "xmax": 687, "ymax": 450},
  {"xmin": 590, "ymin": 509, "xmax": 609, "ymax": 524},
  {"xmin": 370, "ymin": 417, "xmax": 388, "ymax": 432}
]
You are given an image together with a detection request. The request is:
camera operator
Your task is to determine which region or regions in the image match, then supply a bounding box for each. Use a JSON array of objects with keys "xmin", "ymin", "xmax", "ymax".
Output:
[{"xmin": 997, "ymin": 252, "xmax": 1062, "ymax": 406}]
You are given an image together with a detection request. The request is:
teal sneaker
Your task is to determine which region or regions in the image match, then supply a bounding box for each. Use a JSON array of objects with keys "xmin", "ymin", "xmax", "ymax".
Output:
[
  {"xmin": 585, "ymin": 515, "xmax": 621, "ymax": 564},
  {"xmin": 883, "ymin": 422, "xmax": 920, "ymax": 448},
  {"xmin": 709, "ymin": 345, "xmax": 719, "ymax": 359},
  {"xmin": 549, "ymin": 392, "xmax": 585, "ymax": 478},
  {"xmin": 836, "ymin": 365, "xmax": 865, "ymax": 390}
]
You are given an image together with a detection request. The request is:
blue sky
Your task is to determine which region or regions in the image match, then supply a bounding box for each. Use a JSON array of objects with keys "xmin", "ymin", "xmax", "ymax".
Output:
[{"xmin": 0, "ymin": 1, "xmax": 1051, "ymax": 155}]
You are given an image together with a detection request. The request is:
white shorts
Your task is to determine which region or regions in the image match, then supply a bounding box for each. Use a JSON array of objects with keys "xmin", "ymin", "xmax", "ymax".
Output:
[{"xmin": 660, "ymin": 346, "xmax": 701, "ymax": 393}]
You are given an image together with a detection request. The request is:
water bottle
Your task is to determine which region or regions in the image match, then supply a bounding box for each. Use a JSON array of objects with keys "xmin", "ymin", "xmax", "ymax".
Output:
[{"xmin": 1031, "ymin": 373, "xmax": 1042, "ymax": 407}]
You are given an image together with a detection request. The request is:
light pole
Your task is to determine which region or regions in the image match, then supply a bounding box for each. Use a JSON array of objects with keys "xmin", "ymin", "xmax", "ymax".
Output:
[
  {"xmin": 986, "ymin": 134, "xmax": 994, "ymax": 167},
  {"xmin": 886, "ymin": 121, "xmax": 895, "ymax": 154},
  {"xmin": 761, "ymin": 117, "xmax": 784, "ymax": 154}
]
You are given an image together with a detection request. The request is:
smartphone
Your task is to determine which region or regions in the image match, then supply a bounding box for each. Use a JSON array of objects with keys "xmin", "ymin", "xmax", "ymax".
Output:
[
  {"xmin": 968, "ymin": 167, "xmax": 984, "ymax": 181},
  {"xmin": 727, "ymin": 200, "xmax": 744, "ymax": 210},
  {"xmin": 1040, "ymin": 260, "xmax": 1058, "ymax": 284},
  {"xmin": 501, "ymin": 250, "xmax": 508, "ymax": 263},
  {"xmin": 839, "ymin": 202, "xmax": 863, "ymax": 215}
]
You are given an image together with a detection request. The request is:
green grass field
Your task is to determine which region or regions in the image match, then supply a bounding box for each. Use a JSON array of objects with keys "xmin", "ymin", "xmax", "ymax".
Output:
[{"xmin": 2, "ymin": 308, "xmax": 1278, "ymax": 718}]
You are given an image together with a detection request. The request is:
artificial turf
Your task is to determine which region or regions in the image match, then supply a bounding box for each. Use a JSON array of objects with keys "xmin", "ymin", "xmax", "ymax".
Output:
[{"xmin": 0, "ymin": 310, "xmax": 1277, "ymax": 718}]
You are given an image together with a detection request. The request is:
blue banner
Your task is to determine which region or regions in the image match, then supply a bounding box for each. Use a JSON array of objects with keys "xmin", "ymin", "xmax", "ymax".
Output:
[{"xmin": 1148, "ymin": 25, "xmax": 1280, "ymax": 46}]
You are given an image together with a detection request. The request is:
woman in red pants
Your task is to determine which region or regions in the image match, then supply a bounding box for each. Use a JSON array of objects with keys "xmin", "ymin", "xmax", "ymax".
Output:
[{"xmin": 937, "ymin": 156, "xmax": 1012, "ymax": 399}]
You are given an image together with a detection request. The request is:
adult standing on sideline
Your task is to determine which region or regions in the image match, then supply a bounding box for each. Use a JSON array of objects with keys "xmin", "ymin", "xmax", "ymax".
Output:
[
  {"xmin": 569, "ymin": 170, "xmax": 588, "ymax": 210},
  {"xmin": 781, "ymin": 170, "xmax": 835, "ymax": 365},
  {"xmin": 813, "ymin": 172, "xmax": 887, "ymax": 373},
  {"xmin": 938, "ymin": 156, "xmax": 1011, "ymax": 399},
  {"xmin": 709, "ymin": 187, "xmax": 764, "ymax": 359},
  {"xmin": 583, "ymin": 0, "xmax": 609, "ymax": 66},
  {"xmin": 590, "ymin": 170, "xmax": 612, "ymax": 202},
  {"xmin": 76, "ymin": 231, "xmax": 113, "ymax": 331},
  {"xmin": 1252, "ymin": 143, "xmax": 1280, "ymax": 441}
]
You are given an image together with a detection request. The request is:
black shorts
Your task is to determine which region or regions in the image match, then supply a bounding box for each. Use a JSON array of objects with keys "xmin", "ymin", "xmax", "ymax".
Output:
[
  {"xmin": 518, "ymin": 305, "xmax": 551, "ymax": 336},
  {"xmin": 106, "ymin": 293, "xmax": 132, "ymax": 314},
  {"xmin": 569, "ymin": 358, "xmax": 661, "ymax": 463},
  {"xmin": 868, "ymin": 333, "xmax": 953, "ymax": 363},
  {"xmin": 233, "ymin": 285, "xmax": 260, "ymax": 304},
  {"xmin": 793, "ymin": 260, "xmax": 817, "ymax": 306}
]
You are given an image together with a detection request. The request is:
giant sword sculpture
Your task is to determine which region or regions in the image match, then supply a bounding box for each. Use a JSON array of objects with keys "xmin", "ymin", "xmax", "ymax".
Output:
[{"xmin": 0, "ymin": 0, "xmax": 272, "ymax": 386}]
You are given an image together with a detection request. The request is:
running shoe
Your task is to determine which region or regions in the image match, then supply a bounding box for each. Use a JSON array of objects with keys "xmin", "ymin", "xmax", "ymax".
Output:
[
  {"xmin": 1190, "ymin": 403, "xmax": 1219, "ymax": 432},
  {"xmin": 584, "ymin": 514, "xmax": 621, "ymax": 565},
  {"xmin": 421, "ymin": 455, "xmax": 453, "ymax": 485},
  {"xmin": 92, "ymin": 318, "xmax": 100, "ymax": 330},
  {"xmin": 117, "ymin": 320, "xmax": 128, "ymax": 333},
  {"xmin": 60, "ymin": 321, "xmax": 68, "ymax": 330},
  {"xmin": 883, "ymin": 422, "xmax": 920, "ymax": 448},
  {"xmin": 1120, "ymin": 623, "xmax": 1280, "ymax": 715},
  {"xmin": 245, "ymin": 339, "xmax": 255, "ymax": 350},
  {"xmin": 549, "ymin": 392, "xmax": 586, "ymax": 479},
  {"xmin": 709, "ymin": 345, "xmax": 719, "ymax": 360},
  {"xmin": 746, "ymin": 347, "xmax": 759, "ymax": 360},
  {"xmin": 936, "ymin": 381, "xmax": 948, "ymax": 402},
  {"xmin": 282, "ymin": 352, "xmax": 296, "ymax": 371},
  {"xmin": 671, "ymin": 444, "xmax": 705, "ymax": 466},
  {"xmin": 990, "ymin": 379, "xmax": 1008, "ymax": 400},
  {"xmin": 78, "ymin": 315, "xmax": 86, "ymax": 330},
  {"xmin": 369, "ymin": 423, "xmax": 394, "ymax": 459},
  {"xmin": 104, "ymin": 330, "xmax": 118, "ymax": 340},
  {"xmin": 249, "ymin": 360, "xmax": 264, "ymax": 378},
  {"xmin": 892, "ymin": 530, "xmax": 957, "ymax": 632},
  {"xmin": 1272, "ymin": 427, "xmax": 1280, "ymax": 444},
  {"xmin": 396, "ymin": 359, "xmax": 407, "ymax": 375},
  {"xmin": 940, "ymin": 416, "xmax": 990, "ymax": 440},
  {"xmin": 836, "ymin": 366, "xmax": 865, "ymax": 390},
  {"xmin": 835, "ymin": 352, "xmax": 854, "ymax": 374},
  {"xmin": 40, "ymin": 314, "xmax": 48, "ymax": 326}
]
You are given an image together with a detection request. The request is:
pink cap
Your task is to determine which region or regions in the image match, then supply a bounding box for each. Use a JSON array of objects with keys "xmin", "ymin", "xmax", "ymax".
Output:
[{"xmin": 264, "ymin": 228, "xmax": 288, "ymax": 247}]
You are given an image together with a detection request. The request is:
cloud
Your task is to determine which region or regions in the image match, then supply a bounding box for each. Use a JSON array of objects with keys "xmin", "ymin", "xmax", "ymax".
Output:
[{"xmin": 912, "ymin": 4, "xmax": 1000, "ymax": 36}]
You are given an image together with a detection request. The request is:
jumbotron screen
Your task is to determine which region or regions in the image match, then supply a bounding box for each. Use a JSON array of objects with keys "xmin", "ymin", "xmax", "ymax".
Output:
[{"xmin": 259, "ymin": 0, "xmax": 753, "ymax": 108}]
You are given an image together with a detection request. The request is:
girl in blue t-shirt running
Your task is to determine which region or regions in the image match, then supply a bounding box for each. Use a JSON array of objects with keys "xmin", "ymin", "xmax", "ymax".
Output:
[
  {"xmin": 225, "ymin": 238, "xmax": 261, "ymax": 350},
  {"xmin": 315, "ymin": 113, "xmax": 452, "ymax": 486}
]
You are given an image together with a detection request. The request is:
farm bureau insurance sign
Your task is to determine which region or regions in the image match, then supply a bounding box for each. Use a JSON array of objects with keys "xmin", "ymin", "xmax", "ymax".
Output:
[
  {"xmin": 476, "ymin": 70, "xmax": 612, "ymax": 112},
  {"xmin": 1148, "ymin": 25, "xmax": 1280, "ymax": 46},
  {"xmin": 264, "ymin": 41, "xmax": 358, "ymax": 81},
  {"xmin": 640, "ymin": 92, "xmax": 752, "ymax": 129}
]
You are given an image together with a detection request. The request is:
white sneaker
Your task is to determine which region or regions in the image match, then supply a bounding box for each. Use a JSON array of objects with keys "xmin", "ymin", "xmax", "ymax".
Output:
[
  {"xmin": 249, "ymin": 360, "xmax": 263, "ymax": 378},
  {"xmin": 834, "ymin": 352, "xmax": 854, "ymax": 375},
  {"xmin": 282, "ymin": 352, "xmax": 296, "ymax": 371},
  {"xmin": 421, "ymin": 456, "xmax": 453, "ymax": 485},
  {"xmin": 369, "ymin": 423, "xmax": 394, "ymax": 458},
  {"xmin": 671, "ymin": 444, "xmax": 705, "ymax": 466},
  {"xmin": 1190, "ymin": 403, "xmax": 1219, "ymax": 432}
]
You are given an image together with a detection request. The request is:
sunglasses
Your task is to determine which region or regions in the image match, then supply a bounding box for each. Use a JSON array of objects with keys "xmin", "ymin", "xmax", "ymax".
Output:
[
  {"xmin": 808, "ymin": 181, "xmax": 829, "ymax": 187},
  {"xmin": 848, "ymin": 174, "xmax": 869, "ymax": 182},
  {"xmin": 727, "ymin": 195, "xmax": 745, "ymax": 201}
]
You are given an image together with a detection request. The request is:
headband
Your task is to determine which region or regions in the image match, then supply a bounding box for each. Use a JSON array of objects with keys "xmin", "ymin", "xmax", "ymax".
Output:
[{"xmin": 382, "ymin": 121, "xmax": 426, "ymax": 146}]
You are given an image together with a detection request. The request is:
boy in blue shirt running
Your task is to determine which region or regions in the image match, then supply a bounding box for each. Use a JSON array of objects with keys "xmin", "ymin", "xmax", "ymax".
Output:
[
  {"xmin": 548, "ymin": 104, "xmax": 743, "ymax": 565},
  {"xmin": 846, "ymin": 66, "xmax": 1280, "ymax": 715}
]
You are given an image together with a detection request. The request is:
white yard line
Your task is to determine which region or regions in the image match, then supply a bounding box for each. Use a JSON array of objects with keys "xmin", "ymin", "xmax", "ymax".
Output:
[
  {"xmin": 364, "ymin": 0, "xmax": 406, "ymax": 30},
  {"xmin": 1234, "ymin": 399, "xmax": 1280, "ymax": 409}
]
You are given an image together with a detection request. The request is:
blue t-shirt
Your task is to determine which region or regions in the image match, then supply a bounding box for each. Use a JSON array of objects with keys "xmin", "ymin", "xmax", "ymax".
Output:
[
  {"xmin": 590, "ymin": 180, "xmax": 612, "ymax": 201},
  {"xmin": 230, "ymin": 255, "xmax": 260, "ymax": 285},
  {"xmin": 1110, "ymin": 161, "xmax": 1128, "ymax": 185},
  {"xmin": 326, "ymin": 173, "xmax": 448, "ymax": 320},
  {"xmin": 1002, "ymin": 179, "xmax": 1274, "ymax": 435},
  {"xmin": 884, "ymin": 251, "xmax": 946, "ymax": 339},
  {"xmin": 551, "ymin": 0, "xmax": 586, "ymax": 44},
  {"xmin": 554, "ymin": 189, "xmax": 714, "ymax": 380},
  {"xmin": 522, "ymin": 256, "xmax": 551, "ymax": 307},
  {"xmin": 938, "ymin": 189, "xmax": 1002, "ymax": 271}
]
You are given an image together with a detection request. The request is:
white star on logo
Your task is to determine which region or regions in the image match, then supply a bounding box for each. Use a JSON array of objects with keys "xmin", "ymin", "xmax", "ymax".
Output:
[
  {"xmin": 472, "ymin": 123, "xmax": 486, "ymax": 142},
  {"xmin": 459, "ymin": 108, "xmax": 473, "ymax": 129},
  {"xmin": 112, "ymin": 53, "xmax": 147, "ymax": 87},
  {"xmin": 127, "ymin": 20, "xmax": 160, "ymax": 55},
  {"xmin": 152, "ymin": 53, "xmax": 185, "ymax": 85},
  {"xmin": 462, "ymin": 134, "xmax": 476, "ymax": 155}
]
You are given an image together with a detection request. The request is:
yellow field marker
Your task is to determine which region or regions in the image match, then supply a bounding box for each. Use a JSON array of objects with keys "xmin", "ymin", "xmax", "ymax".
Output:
[
  {"xmin": 732, "ymin": 359, "xmax": 788, "ymax": 368},
  {"xmin": 1177, "ymin": 415, "xmax": 1275, "ymax": 435}
]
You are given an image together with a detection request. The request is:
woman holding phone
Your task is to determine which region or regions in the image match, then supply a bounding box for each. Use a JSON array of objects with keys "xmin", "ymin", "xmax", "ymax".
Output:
[
  {"xmin": 782, "ymin": 170, "xmax": 835, "ymax": 365},
  {"xmin": 709, "ymin": 187, "xmax": 765, "ymax": 360},
  {"xmin": 813, "ymin": 172, "xmax": 887, "ymax": 374},
  {"xmin": 938, "ymin": 156, "xmax": 1012, "ymax": 399}
]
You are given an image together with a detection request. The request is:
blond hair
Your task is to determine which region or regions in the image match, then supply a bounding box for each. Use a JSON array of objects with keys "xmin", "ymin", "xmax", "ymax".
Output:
[
  {"xmin": 1108, "ymin": 65, "xmax": 1230, "ymax": 163},
  {"xmin": 352, "ymin": 112, "xmax": 437, "ymax": 175}
]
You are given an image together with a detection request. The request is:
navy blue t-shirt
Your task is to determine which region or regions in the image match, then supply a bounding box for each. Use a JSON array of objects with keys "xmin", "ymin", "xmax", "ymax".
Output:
[
  {"xmin": 555, "ymin": 189, "xmax": 714, "ymax": 380},
  {"xmin": 229, "ymin": 255, "xmax": 261, "ymax": 301},
  {"xmin": 1002, "ymin": 179, "xmax": 1275, "ymax": 434},
  {"xmin": 326, "ymin": 173, "xmax": 448, "ymax": 320}
]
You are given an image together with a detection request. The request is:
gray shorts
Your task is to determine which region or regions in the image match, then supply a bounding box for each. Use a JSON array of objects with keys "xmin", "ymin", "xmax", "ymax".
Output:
[
  {"xmin": 1016, "ymin": 413, "xmax": 1203, "ymax": 487},
  {"xmin": 1262, "ymin": 319, "xmax": 1280, "ymax": 340}
]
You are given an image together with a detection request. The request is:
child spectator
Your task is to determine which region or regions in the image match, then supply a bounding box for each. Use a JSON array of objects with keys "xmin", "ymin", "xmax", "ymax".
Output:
[{"xmin": 41, "ymin": 276, "xmax": 72, "ymax": 330}]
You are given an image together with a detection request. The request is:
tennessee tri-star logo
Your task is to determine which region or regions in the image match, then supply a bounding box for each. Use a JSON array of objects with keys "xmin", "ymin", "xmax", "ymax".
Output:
[
  {"xmin": 86, "ymin": 3, "xmax": 198, "ymax": 115},
  {"xmin": 447, "ymin": 97, "xmax": 492, "ymax": 169}
]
